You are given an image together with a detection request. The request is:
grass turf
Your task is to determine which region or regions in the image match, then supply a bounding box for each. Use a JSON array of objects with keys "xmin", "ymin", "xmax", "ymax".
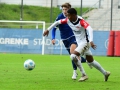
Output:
[{"xmin": 0, "ymin": 54, "xmax": 119, "ymax": 90}]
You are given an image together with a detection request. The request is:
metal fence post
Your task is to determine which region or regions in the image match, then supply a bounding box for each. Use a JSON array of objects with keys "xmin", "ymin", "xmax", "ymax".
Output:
[
  {"xmin": 110, "ymin": 0, "xmax": 113, "ymax": 31},
  {"xmin": 80, "ymin": 0, "xmax": 83, "ymax": 16},
  {"xmin": 50, "ymin": 0, "xmax": 53, "ymax": 23},
  {"xmin": 20, "ymin": 0, "xmax": 23, "ymax": 28},
  {"xmin": 99, "ymin": 0, "xmax": 101, "ymax": 8}
]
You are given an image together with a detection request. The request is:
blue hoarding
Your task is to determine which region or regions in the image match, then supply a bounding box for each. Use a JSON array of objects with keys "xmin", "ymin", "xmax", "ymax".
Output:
[
  {"xmin": 91, "ymin": 31, "xmax": 109, "ymax": 56},
  {"xmin": 0, "ymin": 28, "xmax": 109, "ymax": 55}
]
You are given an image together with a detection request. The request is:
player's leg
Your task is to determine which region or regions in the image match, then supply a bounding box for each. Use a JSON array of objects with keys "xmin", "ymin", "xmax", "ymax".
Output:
[
  {"xmin": 69, "ymin": 36, "xmax": 86, "ymax": 63},
  {"xmin": 70, "ymin": 45, "xmax": 86, "ymax": 63},
  {"xmin": 69, "ymin": 36, "xmax": 92, "ymax": 71},
  {"xmin": 62, "ymin": 40, "xmax": 77, "ymax": 80},
  {"xmin": 81, "ymin": 56, "xmax": 86, "ymax": 63},
  {"xmin": 70, "ymin": 42, "xmax": 88, "ymax": 81},
  {"xmin": 70, "ymin": 52, "xmax": 88, "ymax": 82},
  {"xmin": 69, "ymin": 43, "xmax": 78, "ymax": 79},
  {"xmin": 69, "ymin": 36, "xmax": 86, "ymax": 80},
  {"xmin": 67, "ymin": 48, "xmax": 78, "ymax": 80},
  {"xmin": 85, "ymin": 50, "xmax": 110, "ymax": 81},
  {"xmin": 70, "ymin": 43, "xmax": 86, "ymax": 79},
  {"xmin": 82, "ymin": 54, "xmax": 92, "ymax": 69}
]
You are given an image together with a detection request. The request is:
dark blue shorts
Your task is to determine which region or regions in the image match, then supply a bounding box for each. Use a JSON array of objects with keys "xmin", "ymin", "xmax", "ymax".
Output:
[{"xmin": 62, "ymin": 36, "xmax": 77, "ymax": 54}]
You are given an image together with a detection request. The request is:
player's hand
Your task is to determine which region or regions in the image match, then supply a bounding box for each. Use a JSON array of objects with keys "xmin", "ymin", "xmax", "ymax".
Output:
[
  {"xmin": 90, "ymin": 41, "xmax": 96, "ymax": 50},
  {"xmin": 51, "ymin": 39, "xmax": 55, "ymax": 45},
  {"xmin": 43, "ymin": 30, "xmax": 49, "ymax": 36}
]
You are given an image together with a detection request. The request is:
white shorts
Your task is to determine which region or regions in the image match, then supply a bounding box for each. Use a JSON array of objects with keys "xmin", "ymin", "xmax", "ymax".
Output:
[{"xmin": 75, "ymin": 41, "xmax": 92, "ymax": 56}]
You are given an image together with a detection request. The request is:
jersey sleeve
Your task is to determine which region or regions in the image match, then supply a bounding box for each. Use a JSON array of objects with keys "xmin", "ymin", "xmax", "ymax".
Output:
[
  {"xmin": 47, "ymin": 18, "xmax": 67, "ymax": 31},
  {"xmin": 47, "ymin": 21, "xmax": 60, "ymax": 31},
  {"xmin": 86, "ymin": 26, "xmax": 93, "ymax": 42},
  {"xmin": 80, "ymin": 19, "xmax": 93, "ymax": 42},
  {"xmin": 80, "ymin": 19, "xmax": 89, "ymax": 29},
  {"xmin": 60, "ymin": 18, "xmax": 68, "ymax": 24},
  {"xmin": 51, "ymin": 27, "xmax": 56, "ymax": 40}
]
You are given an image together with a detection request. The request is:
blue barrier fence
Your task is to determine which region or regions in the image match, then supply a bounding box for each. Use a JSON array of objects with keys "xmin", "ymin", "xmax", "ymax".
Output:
[
  {"xmin": 91, "ymin": 31, "xmax": 109, "ymax": 55},
  {"xmin": 0, "ymin": 28, "xmax": 109, "ymax": 55}
]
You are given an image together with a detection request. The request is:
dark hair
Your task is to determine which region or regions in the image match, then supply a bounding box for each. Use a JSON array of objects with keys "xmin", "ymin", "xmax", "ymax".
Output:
[
  {"xmin": 61, "ymin": 3, "xmax": 71, "ymax": 9},
  {"xmin": 67, "ymin": 8, "xmax": 77, "ymax": 15}
]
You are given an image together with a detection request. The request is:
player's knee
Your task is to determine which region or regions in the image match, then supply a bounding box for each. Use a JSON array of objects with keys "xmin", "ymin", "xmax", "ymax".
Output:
[
  {"xmin": 70, "ymin": 54, "xmax": 76, "ymax": 61},
  {"xmin": 70, "ymin": 54, "xmax": 76, "ymax": 60},
  {"xmin": 86, "ymin": 55, "xmax": 94, "ymax": 62}
]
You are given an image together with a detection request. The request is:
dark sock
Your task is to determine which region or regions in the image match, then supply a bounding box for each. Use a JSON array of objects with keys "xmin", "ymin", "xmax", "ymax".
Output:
[
  {"xmin": 72, "ymin": 60, "xmax": 77, "ymax": 70},
  {"xmin": 81, "ymin": 57, "xmax": 86, "ymax": 63}
]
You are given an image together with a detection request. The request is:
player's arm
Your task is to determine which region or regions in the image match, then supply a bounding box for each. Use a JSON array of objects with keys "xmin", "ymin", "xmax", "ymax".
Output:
[
  {"xmin": 43, "ymin": 18, "xmax": 68, "ymax": 36},
  {"xmin": 51, "ymin": 27, "xmax": 57, "ymax": 45},
  {"xmin": 80, "ymin": 19, "xmax": 96, "ymax": 49},
  {"xmin": 51, "ymin": 16, "xmax": 60, "ymax": 44},
  {"xmin": 43, "ymin": 21, "xmax": 60, "ymax": 36},
  {"xmin": 86, "ymin": 26, "xmax": 96, "ymax": 49}
]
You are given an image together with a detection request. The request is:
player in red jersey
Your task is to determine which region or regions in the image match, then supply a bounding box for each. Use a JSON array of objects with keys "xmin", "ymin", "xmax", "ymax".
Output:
[
  {"xmin": 51, "ymin": 3, "xmax": 87, "ymax": 80},
  {"xmin": 43, "ymin": 8, "xmax": 110, "ymax": 82}
]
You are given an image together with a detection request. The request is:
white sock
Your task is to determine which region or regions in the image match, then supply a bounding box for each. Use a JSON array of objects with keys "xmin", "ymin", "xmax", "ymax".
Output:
[
  {"xmin": 73, "ymin": 70, "xmax": 76, "ymax": 73},
  {"xmin": 86, "ymin": 61, "xmax": 93, "ymax": 69},
  {"xmin": 76, "ymin": 57, "xmax": 86, "ymax": 76},
  {"xmin": 90, "ymin": 60, "xmax": 106, "ymax": 75}
]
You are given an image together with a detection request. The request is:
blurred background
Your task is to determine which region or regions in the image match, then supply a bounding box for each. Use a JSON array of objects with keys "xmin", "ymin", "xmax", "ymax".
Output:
[{"xmin": 0, "ymin": 0, "xmax": 120, "ymax": 56}]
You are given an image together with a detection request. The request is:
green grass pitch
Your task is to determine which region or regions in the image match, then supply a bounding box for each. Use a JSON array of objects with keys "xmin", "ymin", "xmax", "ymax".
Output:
[{"xmin": 0, "ymin": 53, "xmax": 119, "ymax": 90}]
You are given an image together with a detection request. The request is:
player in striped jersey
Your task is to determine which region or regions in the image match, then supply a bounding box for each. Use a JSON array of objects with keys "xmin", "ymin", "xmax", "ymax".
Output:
[{"xmin": 43, "ymin": 8, "xmax": 110, "ymax": 82}]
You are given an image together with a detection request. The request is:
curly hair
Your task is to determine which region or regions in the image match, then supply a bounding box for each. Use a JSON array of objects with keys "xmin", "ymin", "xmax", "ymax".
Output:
[{"xmin": 67, "ymin": 8, "xmax": 77, "ymax": 15}]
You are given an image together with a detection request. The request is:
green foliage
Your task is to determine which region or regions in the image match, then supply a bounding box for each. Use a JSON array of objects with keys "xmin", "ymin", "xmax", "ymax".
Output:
[
  {"xmin": 0, "ymin": 4, "xmax": 90, "ymax": 28},
  {"xmin": 0, "ymin": 3, "xmax": 89, "ymax": 23},
  {"xmin": 0, "ymin": 3, "xmax": 20, "ymax": 20},
  {"xmin": 0, "ymin": 54, "xmax": 119, "ymax": 90}
]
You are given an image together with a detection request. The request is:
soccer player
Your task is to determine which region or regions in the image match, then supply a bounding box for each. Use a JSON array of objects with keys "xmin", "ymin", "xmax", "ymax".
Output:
[
  {"xmin": 51, "ymin": 3, "xmax": 86, "ymax": 80},
  {"xmin": 43, "ymin": 8, "xmax": 110, "ymax": 82}
]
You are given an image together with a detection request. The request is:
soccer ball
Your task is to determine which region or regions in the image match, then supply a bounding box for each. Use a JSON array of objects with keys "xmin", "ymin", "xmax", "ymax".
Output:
[{"xmin": 24, "ymin": 59, "xmax": 35, "ymax": 70}]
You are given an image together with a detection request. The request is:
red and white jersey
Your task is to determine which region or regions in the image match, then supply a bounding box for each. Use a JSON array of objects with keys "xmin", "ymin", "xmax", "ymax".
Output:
[
  {"xmin": 59, "ymin": 16, "xmax": 93, "ymax": 44},
  {"xmin": 47, "ymin": 15, "xmax": 93, "ymax": 44}
]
